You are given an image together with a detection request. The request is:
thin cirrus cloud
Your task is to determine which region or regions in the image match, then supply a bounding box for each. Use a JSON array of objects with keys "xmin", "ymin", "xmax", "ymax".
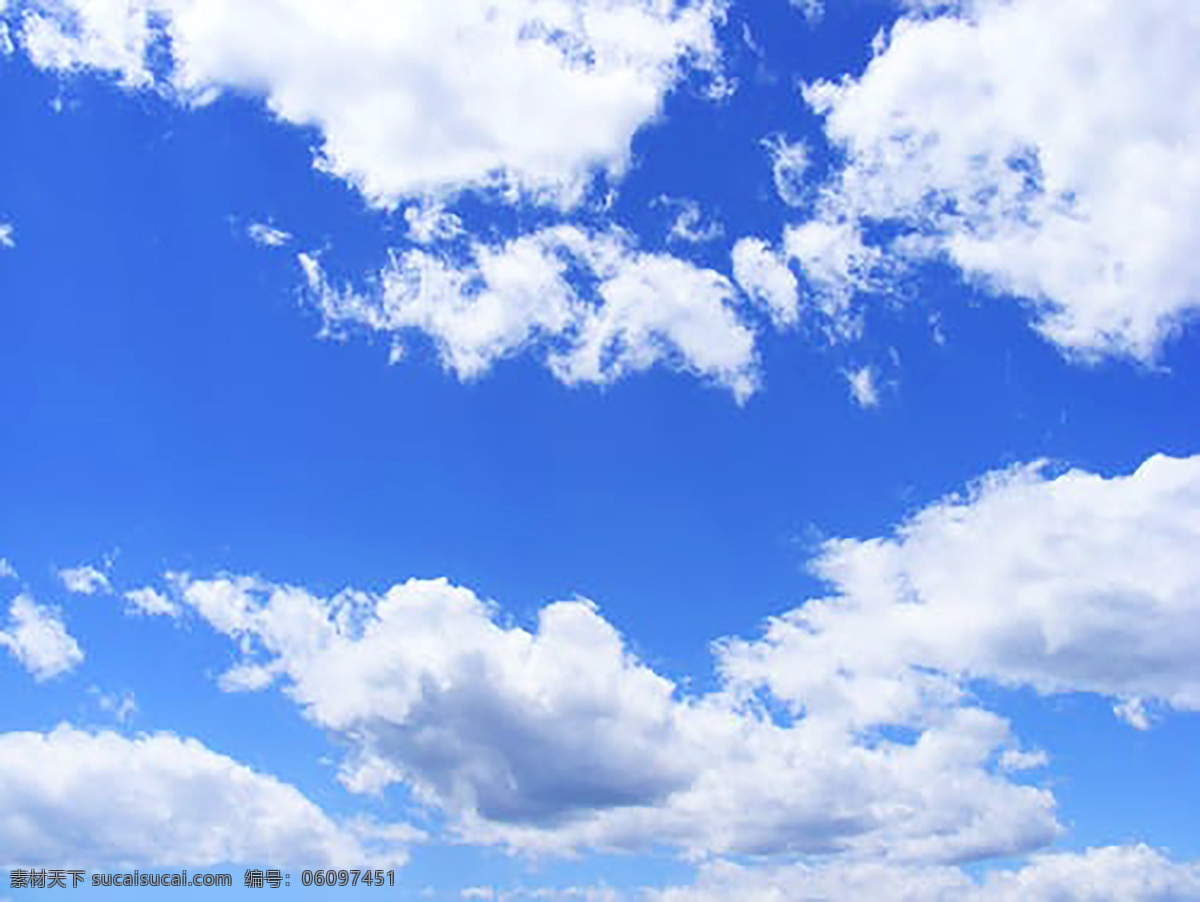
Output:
[
  {"xmin": 781, "ymin": 0, "xmax": 1200, "ymax": 359},
  {"xmin": 0, "ymin": 725, "xmax": 418, "ymax": 868}
]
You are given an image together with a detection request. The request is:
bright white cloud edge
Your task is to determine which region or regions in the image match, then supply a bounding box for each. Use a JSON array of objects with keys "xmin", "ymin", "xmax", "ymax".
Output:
[
  {"xmin": 13, "ymin": 0, "xmax": 726, "ymax": 209},
  {"xmin": 788, "ymin": 0, "xmax": 1200, "ymax": 360},
  {"xmin": 301, "ymin": 225, "xmax": 761, "ymax": 402}
]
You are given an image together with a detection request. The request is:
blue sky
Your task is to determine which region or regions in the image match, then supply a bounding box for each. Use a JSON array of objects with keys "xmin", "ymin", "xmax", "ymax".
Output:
[{"xmin": 2, "ymin": 0, "xmax": 1200, "ymax": 899}]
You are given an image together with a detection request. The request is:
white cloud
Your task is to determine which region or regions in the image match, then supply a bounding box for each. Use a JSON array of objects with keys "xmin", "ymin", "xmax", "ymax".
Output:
[
  {"xmin": 247, "ymin": 222, "xmax": 291, "ymax": 247},
  {"xmin": 121, "ymin": 453, "xmax": 1200, "ymax": 863},
  {"xmin": 651, "ymin": 845, "xmax": 1200, "ymax": 902},
  {"xmin": 799, "ymin": 0, "xmax": 1200, "ymax": 359},
  {"xmin": 58, "ymin": 563, "xmax": 112, "ymax": 595},
  {"xmin": 124, "ymin": 586, "xmax": 180, "ymax": 617},
  {"xmin": 0, "ymin": 595, "xmax": 84, "ymax": 680},
  {"xmin": 782, "ymin": 219, "xmax": 879, "ymax": 333},
  {"xmin": 89, "ymin": 686, "xmax": 139, "ymax": 724},
  {"xmin": 405, "ymin": 202, "xmax": 463, "ymax": 245},
  {"xmin": 0, "ymin": 725, "xmax": 418, "ymax": 867},
  {"xmin": 17, "ymin": 0, "xmax": 725, "ymax": 208},
  {"xmin": 844, "ymin": 365, "xmax": 879, "ymax": 408},
  {"xmin": 720, "ymin": 454, "xmax": 1200, "ymax": 729},
  {"xmin": 764, "ymin": 136, "xmax": 811, "ymax": 208},
  {"xmin": 731, "ymin": 237, "xmax": 799, "ymax": 327},
  {"xmin": 0, "ymin": 557, "xmax": 17, "ymax": 579},
  {"xmin": 303, "ymin": 225, "xmax": 760, "ymax": 401},
  {"xmin": 0, "ymin": 222, "xmax": 13, "ymax": 248},
  {"xmin": 659, "ymin": 197, "xmax": 723, "ymax": 244},
  {"xmin": 155, "ymin": 572, "xmax": 1054, "ymax": 862}
]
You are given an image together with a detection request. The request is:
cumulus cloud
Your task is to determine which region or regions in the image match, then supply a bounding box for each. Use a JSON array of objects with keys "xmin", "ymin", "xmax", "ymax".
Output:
[
  {"xmin": 115, "ymin": 453, "xmax": 1200, "ymax": 863},
  {"xmin": 144, "ymin": 572, "xmax": 1053, "ymax": 862},
  {"xmin": 844, "ymin": 365, "xmax": 879, "ymax": 408},
  {"xmin": 796, "ymin": 0, "xmax": 1200, "ymax": 358},
  {"xmin": 0, "ymin": 222, "xmax": 13, "ymax": 248},
  {"xmin": 14, "ymin": 0, "xmax": 725, "ymax": 208},
  {"xmin": 731, "ymin": 237, "xmax": 799, "ymax": 327},
  {"xmin": 720, "ymin": 454, "xmax": 1200, "ymax": 729},
  {"xmin": 302, "ymin": 225, "xmax": 760, "ymax": 400},
  {"xmin": 247, "ymin": 222, "xmax": 291, "ymax": 247},
  {"xmin": 124, "ymin": 586, "xmax": 180, "ymax": 617},
  {"xmin": 404, "ymin": 202, "xmax": 463, "ymax": 246},
  {"xmin": 0, "ymin": 595, "xmax": 84, "ymax": 680},
  {"xmin": 58, "ymin": 563, "xmax": 112, "ymax": 595},
  {"xmin": 781, "ymin": 219, "xmax": 879, "ymax": 334},
  {"xmin": 0, "ymin": 725, "xmax": 418, "ymax": 867},
  {"xmin": 651, "ymin": 845, "xmax": 1200, "ymax": 902}
]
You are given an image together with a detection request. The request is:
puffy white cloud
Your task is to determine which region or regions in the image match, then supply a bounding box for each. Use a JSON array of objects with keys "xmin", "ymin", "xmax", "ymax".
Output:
[
  {"xmin": 58, "ymin": 563, "xmax": 111, "ymax": 595},
  {"xmin": 16, "ymin": 0, "xmax": 725, "ymax": 207},
  {"xmin": 844, "ymin": 365, "xmax": 879, "ymax": 408},
  {"xmin": 731, "ymin": 237, "xmax": 799, "ymax": 327},
  {"xmin": 404, "ymin": 202, "xmax": 463, "ymax": 246},
  {"xmin": 19, "ymin": 0, "xmax": 157, "ymax": 88},
  {"xmin": 0, "ymin": 222, "xmax": 13, "ymax": 248},
  {"xmin": 153, "ymin": 572, "xmax": 1054, "ymax": 862},
  {"xmin": 0, "ymin": 557, "xmax": 17, "ymax": 579},
  {"xmin": 720, "ymin": 454, "xmax": 1200, "ymax": 729},
  {"xmin": 0, "ymin": 725, "xmax": 418, "ymax": 867},
  {"xmin": 0, "ymin": 595, "xmax": 84, "ymax": 680},
  {"xmin": 247, "ymin": 222, "xmax": 291, "ymax": 247},
  {"xmin": 303, "ymin": 225, "xmax": 760, "ymax": 400},
  {"xmin": 798, "ymin": 0, "xmax": 1200, "ymax": 359},
  {"xmin": 781, "ymin": 219, "xmax": 879, "ymax": 334},
  {"xmin": 124, "ymin": 586, "xmax": 179, "ymax": 617},
  {"xmin": 122, "ymin": 453, "xmax": 1200, "ymax": 863},
  {"xmin": 651, "ymin": 845, "xmax": 1200, "ymax": 902}
]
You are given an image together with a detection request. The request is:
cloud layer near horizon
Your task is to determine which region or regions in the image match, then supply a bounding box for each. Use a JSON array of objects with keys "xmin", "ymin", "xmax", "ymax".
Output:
[{"xmin": 0, "ymin": 725, "xmax": 417, "ymax": 868}]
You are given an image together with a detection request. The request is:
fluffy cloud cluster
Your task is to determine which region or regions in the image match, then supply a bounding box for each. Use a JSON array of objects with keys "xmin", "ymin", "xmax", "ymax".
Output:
[
  {"xmin": 158, "ymin": 573, "xmax": 1054, "ymax": 862},
  {"xmin": 652, "ymin": 845, "xmax": 1200, "ymax": 902},
  {"xmin": 789, "ymin": 0, "xmax": 1200, "ymax": 358},
  {"xmin": 13, "ymin": 0, "xmax": 724, "ymax": 207},
  {"xmin": 302, "ymin": 225, "xmax": 760, "ymax": 399},
  {"xmin": 0, "ymin": 725, "xmax": 417, "ymax": 867},
  {"xmin": 0, "ymin": 595, "xmax": 83, "ymax": 680},
  {"xmin": 719, "ymin": 453, "xmax": 1200, "ymax": 730},
  {"xmin": 132, "ymin": 452, "xmax": 1200, "ymax": 866}
]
